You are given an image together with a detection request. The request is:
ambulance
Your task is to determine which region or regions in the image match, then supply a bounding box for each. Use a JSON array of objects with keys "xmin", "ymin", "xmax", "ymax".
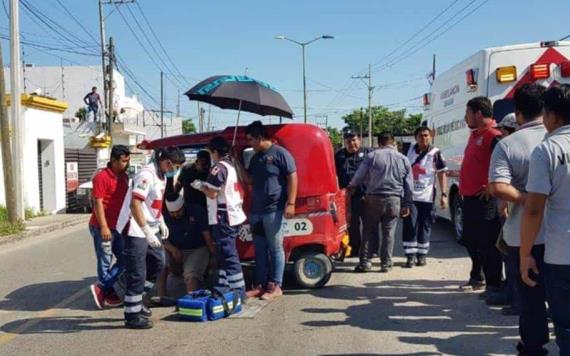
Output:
[{"xmin": 423, "ymin": 41, "xmax": 570, "ymax": 241}]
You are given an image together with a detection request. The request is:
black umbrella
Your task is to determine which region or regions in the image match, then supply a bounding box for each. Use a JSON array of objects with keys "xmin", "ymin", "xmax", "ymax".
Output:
[{"xmin": 185, "ymin": 75, "xmax": 294, "ymax": 144}]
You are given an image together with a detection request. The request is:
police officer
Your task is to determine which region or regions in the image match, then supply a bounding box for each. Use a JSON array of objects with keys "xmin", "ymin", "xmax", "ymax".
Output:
[
  {"xmin": 116, "ymin": 146, "xmax": 186, "ymax": 329},
  {"xmin": 335, "ymin": 129, "xmax": 371, "ymax": 255},
  {"xmin": 192, "ymin": 136, "xmax": 247, "ymax": 300}
]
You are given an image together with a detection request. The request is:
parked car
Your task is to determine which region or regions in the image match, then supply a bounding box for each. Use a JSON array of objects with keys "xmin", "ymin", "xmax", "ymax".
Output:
[{"xmin": 76, "ymin": 164, "xmax": 141, "ymax": 213}]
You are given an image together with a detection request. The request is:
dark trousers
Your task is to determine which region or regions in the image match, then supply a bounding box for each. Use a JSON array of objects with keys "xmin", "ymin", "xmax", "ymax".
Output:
[
  {"xmin": 506, "ymin": 245, "xmax": 549, "ymax": 353},
  {"xmin": 348, "ymin": 196, "xmax": 365, "ymax": 254},
  {"xmin": 461, "ymin": 196, "xmax": 503, "ymax": 287},
  {"xmin": 402, "ymin": 201, "xmax": 435, "ymax": 256},
  {"xmin": 544, "ymin": 263, "xmax": 570, "ymax": 356},
  {"xmin": 360, "ymin": 195, "xmax": 400, "ymax": 265},
  {"xmin": 123, "ymin": 236, "xmax": 165, "ymax": 320},
  {"xmin": 212, "ymin": 213, "xmax": 245, "ymax": 297}
]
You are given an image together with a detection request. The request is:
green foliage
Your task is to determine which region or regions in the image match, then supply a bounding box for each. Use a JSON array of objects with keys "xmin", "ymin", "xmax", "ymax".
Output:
[
  {"xmin": 326, "ymin": 127, "xmax": 343, "ymax": 149},
  {"xmin": 0, "ymin": 206, "xmax": 25, "ymax": 236},
  {"xmin": 342, "ymin": 106, "xmax": 422, "ymax": 137},
  {"xmin": 75, "ymin": 107, "xmax": 88, "ymax": 121},
  {"xmin": 182, "ymin": 119, "xmax": 197, "ymax": 134}
]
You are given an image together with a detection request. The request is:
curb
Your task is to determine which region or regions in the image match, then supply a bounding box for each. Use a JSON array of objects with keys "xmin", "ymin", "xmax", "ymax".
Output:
[{"xmin": 0, "ymin": 215, "xmax": 89, "ymax": 247}]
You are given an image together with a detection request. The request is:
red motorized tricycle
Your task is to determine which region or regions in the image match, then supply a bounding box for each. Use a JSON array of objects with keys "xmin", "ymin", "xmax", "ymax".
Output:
[{"xmin": 140, "ymin": 123, "xmax": 349, "ymax": 288}]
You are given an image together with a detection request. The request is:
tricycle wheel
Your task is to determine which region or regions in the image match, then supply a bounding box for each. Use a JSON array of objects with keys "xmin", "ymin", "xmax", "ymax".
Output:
[{"xmin": 293, "ymin": 252, "xmax": 333, "ymax": 289}]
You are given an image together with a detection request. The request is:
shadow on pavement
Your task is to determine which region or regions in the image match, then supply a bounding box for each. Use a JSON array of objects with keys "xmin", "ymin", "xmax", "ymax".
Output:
[
  {"xmin": 0, "ymin": 277, "xmax": 96, "ymax": 312},
  {"xmin": 296, "ymin": 279, "xmax": 518, "ymax": 356},
  {"xmin": 1, "ymin": 316, "xmax": 123, "ymax": 334}
]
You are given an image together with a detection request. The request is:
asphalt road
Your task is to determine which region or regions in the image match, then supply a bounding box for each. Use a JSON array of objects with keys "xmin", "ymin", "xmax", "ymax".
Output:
[{"xmin": 0, "ymin": 220, "xmax": 558, "ymax": 356}]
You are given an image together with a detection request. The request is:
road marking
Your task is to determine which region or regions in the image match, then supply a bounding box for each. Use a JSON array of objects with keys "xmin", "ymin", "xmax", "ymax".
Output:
[{"xmin": 0, "ymin": 286, "xmax": 90, "ymax": 346}]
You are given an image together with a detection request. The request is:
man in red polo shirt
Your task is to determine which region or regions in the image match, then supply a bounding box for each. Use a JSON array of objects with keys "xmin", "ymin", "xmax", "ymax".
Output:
[
  {"xmin": 459, "ymin": 96, "xmax": 503, "ymax": 292},
  {"xmin": 89, "ymin": 145, "xmax": 131, "ymax": 309}
]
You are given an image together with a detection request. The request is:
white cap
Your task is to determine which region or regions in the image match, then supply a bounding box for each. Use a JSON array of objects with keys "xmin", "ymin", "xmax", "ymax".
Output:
[
  {"xmin": 498, "ymin": 113, "xmax": 518, "ymax": 130},
  {"xmin": 166, "ymin": 192, "xmax": 184, "ymax": 212}
]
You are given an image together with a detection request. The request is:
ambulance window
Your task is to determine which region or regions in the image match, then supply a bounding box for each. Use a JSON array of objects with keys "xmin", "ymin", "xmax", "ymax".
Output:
[
  {"xmin": 242, "ymin": 148, "xmax": 255, "ymax": 170},
  {"xmin": 493, "ymin": 99, "xmax": 515, "ymax": 123}
]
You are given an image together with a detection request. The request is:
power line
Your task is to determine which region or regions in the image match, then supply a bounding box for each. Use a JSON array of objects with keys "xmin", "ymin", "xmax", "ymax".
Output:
[
  {"xmin": 52, "ymin": 0, "xmax": 100, "ymax": 45},
  {"xmin": 134, "ymin": 1, "xmax": 194, "ymax": 85},
  {"xmin": 0, "ymin": 35, "xmax": 99, "ymax": 56}
]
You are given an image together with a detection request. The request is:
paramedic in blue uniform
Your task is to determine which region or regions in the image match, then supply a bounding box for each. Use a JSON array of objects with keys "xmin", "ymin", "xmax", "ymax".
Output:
[
  {"xmin": 335, "ymin": 129, "xmax": 371, "ymax": 255},
  {"xmin": 402, "ymin": 126, "xmax": 448, "ymax": 268},
  {"xmin": 193, "ymin": 136, "xmax": 248, "ymax": 300},
  {"xmin": 118, "ymin": 146, "xmax": 186, "ymax": 329}
]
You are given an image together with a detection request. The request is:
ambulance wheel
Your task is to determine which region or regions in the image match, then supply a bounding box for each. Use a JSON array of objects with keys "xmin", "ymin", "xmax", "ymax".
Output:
[
  {"xmin": 451, "ymin": 194, "xmax": 464, "ymax": 243},
  {"xmin": 293, "ymin": 252, "xmax": 333, "ymax": 289}
]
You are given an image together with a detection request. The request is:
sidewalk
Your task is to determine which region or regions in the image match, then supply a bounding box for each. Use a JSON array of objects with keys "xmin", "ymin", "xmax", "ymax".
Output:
[{"xmin": 0, "ymin": 214, "xmax": 89, "ymax": 246}]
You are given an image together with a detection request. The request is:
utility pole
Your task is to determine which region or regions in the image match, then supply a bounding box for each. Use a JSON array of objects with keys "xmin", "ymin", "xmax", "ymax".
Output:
[
  {"xmin": 352, "ymin": 65, "xmax": 375, "ymax": 147},
  {"xmin": 107, "ymin": 37, "xmax": 115, "ymax": 136},
  {"xmin": 0, "ymin": 40, "xmax": 17, "ymax": 223},
  {"xmin": 199, "ymin": 107, "xmax": 205, "ymax": 133},
  {"xmin": 22, "ymin": 45, "xmax": 26, "ymax": 93},
  {"xmin": 60, "ymin": 58, "xmax": 65, "ymax": 100},
  {"xmin": 359, "ymin": 108, "xmax": 363, "ymax": 139},
  {"xmin": 160, "ymin": 71, "xmax": 164, "ymax": 138},
  {"xmin": 176, "ymin": 88, "xmax": 180, "ymax": 117},
  {"xmin": 10, "ymin": 0, "xmax": 24, "ymax": 220},
  {"xmin": 207, "ymin": 105, "xmax": 211, "ymax": 132},
  {"xmin": 98, "ymin": 0, "xmax": 135, "ymax": 132},
  {"xmin": 432, "ymin": 54, "xmax": 437, "ymax": 84}
]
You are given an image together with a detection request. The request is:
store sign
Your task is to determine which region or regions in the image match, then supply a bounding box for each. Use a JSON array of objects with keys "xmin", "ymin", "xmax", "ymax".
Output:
[{"xmin": 66, "ymin": 162, "xmax": 79, "ymax": 192}]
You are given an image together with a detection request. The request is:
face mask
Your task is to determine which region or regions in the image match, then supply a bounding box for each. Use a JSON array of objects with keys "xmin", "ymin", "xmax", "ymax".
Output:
[{"xmin": 165, "ymin": 169, "xmax": 179, "ymax": 178}]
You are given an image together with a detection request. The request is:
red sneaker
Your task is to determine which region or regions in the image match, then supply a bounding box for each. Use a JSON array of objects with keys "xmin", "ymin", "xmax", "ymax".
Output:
[
  {"xmin": 260, "ymin": 282, "xmax": 283, "ymax": 301},
  {"xmin": 104, "ymin": 292, "xmax": 123, "ymax": 308},
  {"xmin": 90, "ymin": 284, "xmax": 105, "ymax": 310},
  {"xmin": 245, "ymin": 285, "xmax": 265, "ymax": 299}
]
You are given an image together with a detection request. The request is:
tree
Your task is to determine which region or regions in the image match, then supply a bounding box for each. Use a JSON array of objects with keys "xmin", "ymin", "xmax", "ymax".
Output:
[
  {"xmin": 182, "ymin": 119, "xmax": 196, "ymax": 134},
  {"xmin": 326, "ymin": 127, "xmax": 343, "ymax": 149},
  {"xmin": 342, "ymin": 105, "xmax": 422, "ymax": 137}
]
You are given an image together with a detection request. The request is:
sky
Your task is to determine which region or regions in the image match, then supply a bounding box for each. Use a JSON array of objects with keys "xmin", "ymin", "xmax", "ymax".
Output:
[{"xmin": 1, "ymin": 0, "xmax": 569, "ymax": 129}]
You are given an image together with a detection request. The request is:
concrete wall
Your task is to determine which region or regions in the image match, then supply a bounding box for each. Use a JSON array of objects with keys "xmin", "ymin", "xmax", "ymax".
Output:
[{"xmin": 0, "ymin": 107, "xmax": 66, "ymax": 214}]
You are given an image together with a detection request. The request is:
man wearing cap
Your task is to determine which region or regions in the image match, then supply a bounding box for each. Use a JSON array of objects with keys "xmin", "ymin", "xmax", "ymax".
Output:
[
  {"xmin": 159, "ymin": 192, "xmax": 216, "ymax": 296},
  {"xmin": 497, "ymin": 113, "xmax": 519, "ymax": 138},
  {"xmin": 335, "ymin": 130, "xmax": 372, "ymax": 256}
]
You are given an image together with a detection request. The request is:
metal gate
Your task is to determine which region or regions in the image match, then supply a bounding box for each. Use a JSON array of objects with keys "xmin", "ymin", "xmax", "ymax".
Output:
[{"xmin": 64, "ymin": 148, "xmax": 97, "ymax": 213}]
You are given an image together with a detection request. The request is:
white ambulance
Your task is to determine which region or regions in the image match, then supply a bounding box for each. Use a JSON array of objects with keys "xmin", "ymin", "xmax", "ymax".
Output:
[{"xmin": 423, "ymin": 41, "xmax": 570, "ymax": 241}]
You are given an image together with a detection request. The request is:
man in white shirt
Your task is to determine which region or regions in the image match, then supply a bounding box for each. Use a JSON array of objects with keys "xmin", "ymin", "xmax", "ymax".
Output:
[{"xmin": 119, "ymin": 146, "xmax": 186, "ymax": 329}]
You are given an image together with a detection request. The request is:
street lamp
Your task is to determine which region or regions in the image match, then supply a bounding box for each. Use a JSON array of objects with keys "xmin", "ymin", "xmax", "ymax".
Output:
[{"xmin": 276, "ymin": 35, "xmax": 334, "ymax": 123}]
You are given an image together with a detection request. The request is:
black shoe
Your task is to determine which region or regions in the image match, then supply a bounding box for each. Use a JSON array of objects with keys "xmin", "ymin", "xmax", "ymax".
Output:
[
  {"xmin": 354, "ymin": 263, "xmax": 372, "ymax": 273},
  {"xmin": 380, "ymin": 264, "xmax": 392, "ymax": 273},
  {"xmin": 416, "ymin": 256, "xmax": 427, "ymax": 267},
  {"xmin": 459, "ymin": 279, "xmax": 485, "ymax": 291},
  {"xmin": 502, "ymin": 306, "xmax": 520, "ymax": 316},
  {"xmin": 403, "ymin": 256, "xmax": 415, "ymax": 268},
  {"xmin": 125, "ymin": 316, "xmax": 153, "ymax": 329},
  {"xmin": 478, "ymin": 285, "xmax": 504, "ymax": 300},
  {"xmin": 485, "ymin": 293, "xmax": 512, "ymax": 306},
  {"xmin": 141, "ymin": 306, "xmax": 152, "ymax": 318},
  {"xmin": 516, "ymin": 342, "xmax": 548, "ymax": 356}
]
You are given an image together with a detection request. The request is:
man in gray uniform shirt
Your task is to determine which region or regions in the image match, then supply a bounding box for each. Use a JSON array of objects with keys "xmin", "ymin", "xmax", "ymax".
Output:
[
  {"xmin": 489, "ymin": 83, "xmax": 548, "ymax": 356},
  {"xmin": 522, "ymin": 85, "xmax": 570, "ymax": 356},
  {"xmin": 349, "ymin": 132, "xmax": 413, "ymax": 273}
]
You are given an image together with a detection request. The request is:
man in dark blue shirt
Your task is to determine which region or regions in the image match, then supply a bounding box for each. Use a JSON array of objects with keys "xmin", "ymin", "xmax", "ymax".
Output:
[
  {"xmin": 158, "ymin": 193, "xmax": 216, "ymax": 296},
  {"xmin": 241, "ymin": 121, "xmax": 297, "ymax": 301}
]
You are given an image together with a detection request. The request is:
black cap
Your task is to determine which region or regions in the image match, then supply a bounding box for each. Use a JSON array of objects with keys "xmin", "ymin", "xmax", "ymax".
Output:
[{"xmin": 343, "ymin": 129, "xmax": 357, "ymax": 139}]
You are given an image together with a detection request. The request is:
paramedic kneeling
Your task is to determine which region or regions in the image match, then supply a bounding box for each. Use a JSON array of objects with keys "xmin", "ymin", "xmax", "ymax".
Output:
[
  {"xmin": 193, "ymin": 136, "xmax": 248, "ymax": 300},
  {"xmin": 119, "ymin": 146, "xmax": 186, "ymax": 330},
  {"xmin": 160, "ymin": 192, "xmax": 216, "ymax": 295}
]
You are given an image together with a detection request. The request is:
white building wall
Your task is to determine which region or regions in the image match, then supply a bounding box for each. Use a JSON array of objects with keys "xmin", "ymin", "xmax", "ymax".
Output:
[{"xmin": 0, "ymin": 106, "xmax": 66, "ymax": 214}]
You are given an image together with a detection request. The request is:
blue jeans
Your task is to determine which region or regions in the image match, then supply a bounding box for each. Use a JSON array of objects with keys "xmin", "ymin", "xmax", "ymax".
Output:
[
  {"xmin": 89, "ymin": 225, "xmax": 125, "ymax": 294},
  {"xmin": 544, "ymin": 263, "xmax": 570, "ymax": 356},
  {"xmin": 212, "ymin": 212, "xmax": 246, "ymax": 297},
  {"xmin": 249, "ymin": 210, "xmax": 286, "ymax": 287}
]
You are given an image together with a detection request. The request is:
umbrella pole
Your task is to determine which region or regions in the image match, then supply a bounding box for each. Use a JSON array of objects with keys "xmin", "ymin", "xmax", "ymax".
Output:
[{"xmin": 232, "ymin": 100, "xmax": 243, "ymax": 146}]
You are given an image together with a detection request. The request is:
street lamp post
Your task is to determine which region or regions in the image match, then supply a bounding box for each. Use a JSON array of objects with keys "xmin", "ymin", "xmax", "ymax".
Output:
[{"xmin": 276, "ymin": 35, "xmax": 334, "ymax": 124}]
